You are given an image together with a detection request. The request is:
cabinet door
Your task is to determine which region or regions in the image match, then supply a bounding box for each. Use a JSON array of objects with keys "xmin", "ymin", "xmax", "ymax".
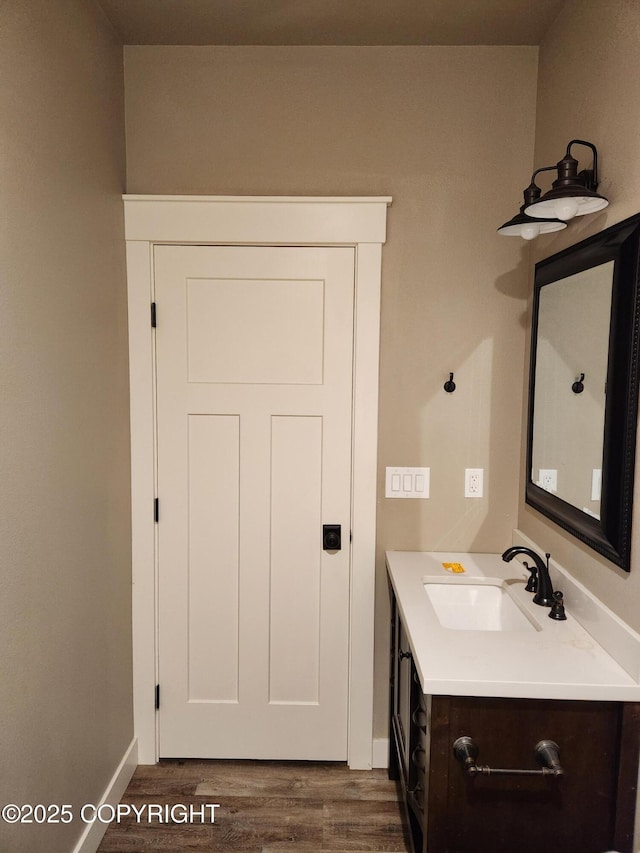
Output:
[{"xmin": 396, "ymin": 619, "xmax": 412, "ymax": 775}]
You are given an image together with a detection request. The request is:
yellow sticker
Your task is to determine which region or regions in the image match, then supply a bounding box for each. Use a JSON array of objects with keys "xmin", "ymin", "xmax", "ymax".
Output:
[{"xmin": 442, "ymin": 562, "xmax": 466, "ymax": 573}]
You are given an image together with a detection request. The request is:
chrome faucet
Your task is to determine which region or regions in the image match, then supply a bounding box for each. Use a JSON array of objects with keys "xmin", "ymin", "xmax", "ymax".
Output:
[{"xmin": 501, "ymin": 546, "xmax": 555, "ymax": 607}]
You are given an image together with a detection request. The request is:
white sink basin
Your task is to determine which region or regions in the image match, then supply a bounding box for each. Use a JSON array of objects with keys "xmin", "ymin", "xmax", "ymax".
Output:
[{"xmin": 424, "ymin": 580, "xmax": 537, "ymax": 632}]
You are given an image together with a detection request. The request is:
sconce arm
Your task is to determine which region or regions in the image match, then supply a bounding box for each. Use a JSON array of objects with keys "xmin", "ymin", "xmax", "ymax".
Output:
[
  {"xmin": 566, "ymin": 139, "xmax": 600, "ymax": 189},
  {"xmin": 530, "ymin": 164, "xmax": 558, "ymax": 184},
  {"xmin": 524, "ymin": 166, "xmax": 558, "ymax": 205}
]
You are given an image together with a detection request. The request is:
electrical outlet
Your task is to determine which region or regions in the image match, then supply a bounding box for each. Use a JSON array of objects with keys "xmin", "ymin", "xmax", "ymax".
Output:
[
  {"xmin": 464, "ymin": 468, "xmax": 483, "ymax": 498},
  {"xmin": 539, "ymin": 469, "xmax": 557, "ymax": 492}
]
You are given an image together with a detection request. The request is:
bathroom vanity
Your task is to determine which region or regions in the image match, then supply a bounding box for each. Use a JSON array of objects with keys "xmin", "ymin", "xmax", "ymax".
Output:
[{"xmin": 387, "ymin": 549, "xmax": 640, "ymax": 853}]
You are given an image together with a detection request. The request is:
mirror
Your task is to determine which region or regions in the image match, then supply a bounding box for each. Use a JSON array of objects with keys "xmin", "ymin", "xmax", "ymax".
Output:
[{"xmin": 526, "ymin": 214, "xmax": 640, "ymax": 571}]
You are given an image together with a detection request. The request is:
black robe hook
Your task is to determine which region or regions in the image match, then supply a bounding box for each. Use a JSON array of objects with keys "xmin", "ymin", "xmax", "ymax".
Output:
[
  {"xmin": 444, "ymin": 372, "xmax": 456, "ymax": 393},
  {"xmin": 572, "ymin": 373, "xmax": 585, "ymax": 394}
]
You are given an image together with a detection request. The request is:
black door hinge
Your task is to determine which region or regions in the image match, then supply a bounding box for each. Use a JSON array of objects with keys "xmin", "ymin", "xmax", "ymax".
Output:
[
  {"xmin": 154, "ymin": 498, "xmax": 159, "ymax": 523},
  {"xmin": 151, "ymin": 302, "xmax": 157, "ymax": 328},
  {"xmin": 155, "ymin": 684, "xmax": 160, "ymax": 710}
]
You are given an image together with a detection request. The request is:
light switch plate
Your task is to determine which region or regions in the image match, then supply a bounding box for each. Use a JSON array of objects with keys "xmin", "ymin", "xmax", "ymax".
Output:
[{"xmin": 385, "ymin": 467, "xmax": 430, "ymax": 499}]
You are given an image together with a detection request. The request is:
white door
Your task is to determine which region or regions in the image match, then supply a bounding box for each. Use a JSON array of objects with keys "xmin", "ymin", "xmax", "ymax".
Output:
[{"xmin": 154, "ymin": 245, "xmax": 355, "ymax": 759}]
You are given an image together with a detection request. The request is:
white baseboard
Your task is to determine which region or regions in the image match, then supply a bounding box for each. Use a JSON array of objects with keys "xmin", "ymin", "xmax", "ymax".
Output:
[
  {"xmin": 372, "ymin": 737, "xmax": 389, "ymax": 769},
  {"xmin": 71, "ymin": 737, "xmax": 138, "ymax": 853}
]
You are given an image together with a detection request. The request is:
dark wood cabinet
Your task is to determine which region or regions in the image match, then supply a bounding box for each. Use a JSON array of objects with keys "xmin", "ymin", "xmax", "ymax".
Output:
[{"xmin": 389, "ymin": 588, "xmax": 640, "ymax": 853}]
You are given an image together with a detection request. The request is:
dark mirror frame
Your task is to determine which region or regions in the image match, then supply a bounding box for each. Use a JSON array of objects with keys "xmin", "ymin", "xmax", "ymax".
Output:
[{"xmin": 527, "ymin": 213, "xmax": 640, "ymax": 571}]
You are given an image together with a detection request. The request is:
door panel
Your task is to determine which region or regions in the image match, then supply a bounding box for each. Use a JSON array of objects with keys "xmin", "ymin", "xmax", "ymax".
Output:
[
  {"xmin": 186, "ymin": 277, "xmax": 325, "ymax": 384},
  {"xmin": 187, "ymin": 414, "xmax": 239, "ymax": 703},
  {"xmin": 154, "ymin": 245, "xmax": 355, "ymax": 759},
  {"xmin": 269, "ymin": 415, "xmax": 322, "ymax": 705}
]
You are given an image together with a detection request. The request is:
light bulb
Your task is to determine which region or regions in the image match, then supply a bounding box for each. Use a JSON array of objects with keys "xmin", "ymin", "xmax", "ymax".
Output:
[
  {"xmin": 521, "ymin": 223, "xmax": 540, "ymax": 240},
  {"xmin": 555, "ymin": 198, "xmax": 579, "ymax": 220}
]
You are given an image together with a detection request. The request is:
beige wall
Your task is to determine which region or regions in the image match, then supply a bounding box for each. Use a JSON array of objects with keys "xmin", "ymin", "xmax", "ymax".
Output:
[
  {"xmin": 0, "ymin": 2, "xmax": 132, "ymax": 850},
  {"xmin": 124, "ymin": 45, "xmax": 539, "ymax": 738},
  {"xmin": 519, "ymin": 0, "xmax": 640, "ymax": 630}
]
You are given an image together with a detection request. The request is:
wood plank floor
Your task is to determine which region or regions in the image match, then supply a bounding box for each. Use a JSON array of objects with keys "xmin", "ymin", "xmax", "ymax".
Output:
[{"xmin": 97, "ymin": 760, "xmax": 410, "ymax": 852}]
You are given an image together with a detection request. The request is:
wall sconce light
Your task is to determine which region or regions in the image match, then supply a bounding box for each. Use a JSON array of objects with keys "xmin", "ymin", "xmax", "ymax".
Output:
[
  {"xmin": 498, "ymin": 139, "xmax": 608, "ymax": 240},
  {"xmin": 497, "ymin": 182, "xmax": 567, "ymax": 241}
]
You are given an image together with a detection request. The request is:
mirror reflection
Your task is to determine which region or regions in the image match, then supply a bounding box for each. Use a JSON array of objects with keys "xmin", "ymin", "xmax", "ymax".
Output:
[{"xmin": 531, "ymin": 261, "xmax": 613, "ymax": 518}]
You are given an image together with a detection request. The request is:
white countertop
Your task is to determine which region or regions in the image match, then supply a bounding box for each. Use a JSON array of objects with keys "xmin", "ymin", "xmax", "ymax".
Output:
[{"xmin": 386, "ymin": 550, "xmax": 640, "ymax": 702}]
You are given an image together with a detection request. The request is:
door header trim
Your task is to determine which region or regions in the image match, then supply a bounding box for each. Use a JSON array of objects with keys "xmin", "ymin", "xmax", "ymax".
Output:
[{"xmin": 123, "ymin": 195, "xmax": 391, "ymax": 245}]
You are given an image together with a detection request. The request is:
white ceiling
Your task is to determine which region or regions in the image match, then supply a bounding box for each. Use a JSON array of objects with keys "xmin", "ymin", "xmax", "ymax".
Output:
[{"xmin": 98, "ymin": 0, "xmax": 567, "ymax": 46}]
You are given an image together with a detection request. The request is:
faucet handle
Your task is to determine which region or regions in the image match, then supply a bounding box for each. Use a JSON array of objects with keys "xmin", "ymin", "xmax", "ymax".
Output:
[
  {"xmin": 523, "ymin": 561, "xmax": 538, "ymax": 593},
  {"xmin": 549, "ymin": 590, "xmax": 567, "ymax": 621}
]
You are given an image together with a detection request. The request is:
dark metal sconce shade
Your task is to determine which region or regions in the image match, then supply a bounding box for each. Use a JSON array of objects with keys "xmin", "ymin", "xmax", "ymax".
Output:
[
  {"xmin": 497, "ymin": 209, "xmax": 566, "ymax": 240},
  {"xmin": 524, "ymin": 139, "xmax": 609, "ymax": 221},
  {"xmin": 497, "ymin": 181, "xmax": 566, "ymax": 240}
]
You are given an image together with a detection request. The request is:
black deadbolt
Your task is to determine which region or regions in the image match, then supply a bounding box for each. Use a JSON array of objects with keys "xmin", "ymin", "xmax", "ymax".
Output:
[{"xmin": 323, "ymin": 524, "xmax": 342, "ymax": 551}]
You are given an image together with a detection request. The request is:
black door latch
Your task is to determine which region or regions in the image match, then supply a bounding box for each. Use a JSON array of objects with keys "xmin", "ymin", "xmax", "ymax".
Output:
[{"xmin": 323, "ymin": 524, "xmax": 342, "ymax": 551}]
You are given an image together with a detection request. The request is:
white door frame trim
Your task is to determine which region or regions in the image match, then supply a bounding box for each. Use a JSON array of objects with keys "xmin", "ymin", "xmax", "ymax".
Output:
[{"xmin": 124, "ymin": 195, "xmax": 391, "ymax": 769}]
